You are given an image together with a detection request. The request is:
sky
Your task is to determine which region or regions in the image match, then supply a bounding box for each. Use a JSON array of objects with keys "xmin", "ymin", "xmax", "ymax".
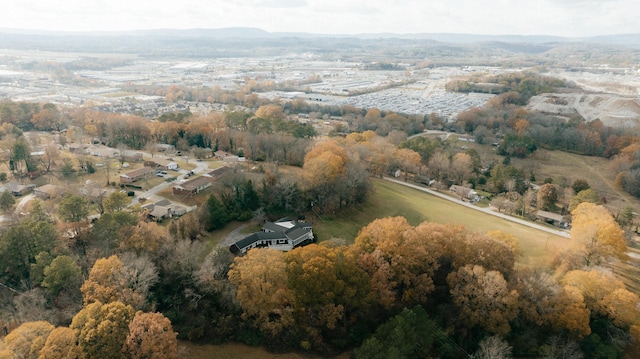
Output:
[{"xmin": 2, "ymin": 0, "xmax": 638, "ymax": 37}]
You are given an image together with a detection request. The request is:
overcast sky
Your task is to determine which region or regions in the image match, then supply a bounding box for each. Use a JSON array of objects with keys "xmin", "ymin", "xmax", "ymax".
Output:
[{"xmin": 2, "ymin": 0, "xmax": 638, "ymax": 37}]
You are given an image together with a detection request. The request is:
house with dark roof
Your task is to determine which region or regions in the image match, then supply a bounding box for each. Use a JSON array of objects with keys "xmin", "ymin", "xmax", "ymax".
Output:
[
  {"xmin": 229, "ymin": 217, "xmax": 314, "ymax": 255},
  {"xmin": 204, "ymin": 165, "xmax": 230, "ymax": 179}
]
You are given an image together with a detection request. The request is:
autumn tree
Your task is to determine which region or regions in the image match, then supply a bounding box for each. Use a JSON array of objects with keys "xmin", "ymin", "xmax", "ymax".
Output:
[
  {"xmin": 514, "ymin": 119, "xmax": 530, "ymax": 136},
  {"xmin": 284, "ymin": 244, "xmax": 372, "ymax": 345},
  {"xmin": 511, "ymin": 269, "xmax": 590, "ymax": 337},
  {"xmin": 39, "ymin": 142, "xmax": 59, "ymax": 173},
  {"xmin": 428, "ymin": 151, "xmax": 449, "ymax": 182},
  {"xmin": 537, "ymin": 183, "xmax": 558, "ymax": 211},
  {"xmin": 38, "ymin": 326, "xmax": 81, "ymax": 359},
  {"xmin": 352, "ymin": 216, "xmax": 412, "ymax": 254},
  {"xmin": 119, "ymin": 221, "xmax": 169, "ymax": 256},
  {"xmin": 303, "ymin": 140, "xmax": 349, "ymax": 210},
  {"xmin": 394, "ymin": 148, "xmax": 421, "ymax": 181},
  {"xmin": 228, "ymin": 249, "xmax": 294, "ymax": 336},
  {"xmin": 31, "ymin": 104, "xmax": 62, "ymax": 131},
  {"xmin": 70, "ymin": 301, "xmax": 135, "ymax": 359},
  {"xmin": 569, "ymin": 203, "xmax": 627, "ymax": 267},
  {"xmin": 562, "ymin": 269, "xmax": 640, "ymax": 328},
  {"xmin": 450, "ymin": 152, "xmax": 473, "ymax": 185},
  {"xmin": 453, "ymin": 233, "xmax": 517, "ymax": 277},
  {"xmin": 81, "ymin": 254, "xmax": 157, "ymax": 310},
  {"xmin": 123, "ymin": 312, "xmax": 178, "ymax": 359},
  {"xmin": 351, "ymin": 217, "xmax": 443, "ymax": 308},
  {"xmin": 255, "ymin": 104, "xmax": 285, "ymax": 121},
  {"xmin": 447, "ymin": 265, "xmax": 519, "ymax": 335},
  {"xmin": 3, "ymin": 321, "xmax": 54, "ymax": 359}
]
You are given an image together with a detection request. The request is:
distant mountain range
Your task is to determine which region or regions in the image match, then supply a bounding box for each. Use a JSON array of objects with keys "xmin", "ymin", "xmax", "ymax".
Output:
[{"xmin": 1, "ymin": 27, "xmax": 639, "ymax": 46}]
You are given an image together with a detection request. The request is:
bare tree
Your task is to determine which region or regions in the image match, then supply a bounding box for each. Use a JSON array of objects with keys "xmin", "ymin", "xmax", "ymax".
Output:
[
  {"xmin": 119, "ymin": 252, "xmax": 159, "ymax": 310},
  {"xmin": 473, "ymin": 336, "xmax": 512, "ymax": 359}
]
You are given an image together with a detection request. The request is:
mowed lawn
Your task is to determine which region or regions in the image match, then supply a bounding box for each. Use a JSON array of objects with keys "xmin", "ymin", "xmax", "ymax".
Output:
[{"xmin": 313, "ymin": 179, "xmax": 568, "ymax": 267}]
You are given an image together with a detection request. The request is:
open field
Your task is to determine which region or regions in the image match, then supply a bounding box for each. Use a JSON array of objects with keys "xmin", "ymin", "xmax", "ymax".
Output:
[
  {"xmin": 313, "ymin": 179, "xmax": 568, "ymax": 267},
  {"xmin": 512, "ymin": 148, "xmax": 640, "ymax": 214}
]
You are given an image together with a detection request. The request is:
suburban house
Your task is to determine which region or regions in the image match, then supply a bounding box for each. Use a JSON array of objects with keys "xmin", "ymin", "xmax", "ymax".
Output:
[
  {"xmin": 89, "ymin": 146, "xmax": 120, "ymax": 158},
  {"xmin": 33, "ymin": 184, "xmax": 63, "ymax": 200},
  {"xmin": 172, "ymin": 176, "xmax": 215, "ymax": 196},
  {"xmin": 122, "ymin": 151, "xmax": 144, "ymax": 162},
  {"xmin": 215, "ymin": 150, "xmax": 245, "ymax": 163},
  {"xmin": 229, "ymin": 217, "xmax": 315, "ymax": 255},
  {"xmin": 142, "ymin": 199, "xmax": 190, "ymax": 221},
  {"xmin": 536, "ymin": 210, "xmax": 567, "ymax": 227},
  {"xmin": 119, "ymin": 166, "xmax": 155, "ymax": 183},
  {"xmin": 204, "ymin": 165, "xmax": 230, "ymax": 179},
  {"xmin": 79, "ymin": 186, "xmax": 115, "ymax": 204},
  {"xmin": 144, "ymin": 158, "xmax": 178, "ymax": 171}
]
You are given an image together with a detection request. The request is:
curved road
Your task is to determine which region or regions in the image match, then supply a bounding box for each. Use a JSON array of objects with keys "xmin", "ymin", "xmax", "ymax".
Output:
[
  {"xmin": 383, "ymin": 177, "xmax": 571, "ymax": 238},
  {"xmin": 129, "ymin": 158, "xmax": 210, "ymax": 206}
]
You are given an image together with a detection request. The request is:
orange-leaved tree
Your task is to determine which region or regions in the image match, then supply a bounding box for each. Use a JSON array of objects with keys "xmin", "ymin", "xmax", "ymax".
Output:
[
  {"xmin": 570, "ymin": 203, "xmax": 627, "ymax": 267},
  {"xmin": 123, "ymin": 312, "xmax": 178, "ymax": 359}
]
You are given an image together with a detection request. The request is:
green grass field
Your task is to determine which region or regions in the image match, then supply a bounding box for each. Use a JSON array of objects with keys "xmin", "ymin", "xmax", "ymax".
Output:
[{"xmin": 312, "ymin": 179, "xmax": 568, "ymax": 267}]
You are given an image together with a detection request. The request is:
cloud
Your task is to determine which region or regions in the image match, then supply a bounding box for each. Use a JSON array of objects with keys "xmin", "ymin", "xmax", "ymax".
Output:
[
  {"xmin": 236, "ymin": 0, "xmax": 307, "ymax": 8},
  {"xmin": 0, "ymin": 0, "xmax": 638, "ymax": 36}
]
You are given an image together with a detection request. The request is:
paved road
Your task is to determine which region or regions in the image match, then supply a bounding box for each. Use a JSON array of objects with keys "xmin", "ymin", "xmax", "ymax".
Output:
[
  {"xmin": 129, "ymin": 159, "xmax": 210, "ymax": 206},
  {"xmin": 407, "ymin": 129, "xmax": 452, "ymax": 140},
  {"xmin": 383, "ymin": 177, "xmax": 571, "ymax": 238}
]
